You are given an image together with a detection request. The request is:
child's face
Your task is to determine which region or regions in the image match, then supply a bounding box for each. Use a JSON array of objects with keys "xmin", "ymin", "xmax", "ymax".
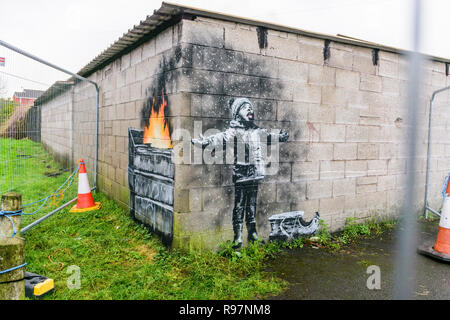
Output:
[{"xmin": 238, "ymin": 103, "xmax": 254, "ymax": 122}]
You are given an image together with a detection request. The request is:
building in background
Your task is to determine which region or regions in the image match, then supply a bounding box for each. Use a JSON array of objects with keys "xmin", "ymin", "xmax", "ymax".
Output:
[{"xmin": 13, "ymin": 89, "xmax": 44, "ymax": 106}]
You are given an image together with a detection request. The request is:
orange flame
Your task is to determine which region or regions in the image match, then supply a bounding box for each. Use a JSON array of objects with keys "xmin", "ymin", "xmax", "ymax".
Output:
[{"xmin": 143, "ymin": 93, "xmax": 173, "ymax": 149}]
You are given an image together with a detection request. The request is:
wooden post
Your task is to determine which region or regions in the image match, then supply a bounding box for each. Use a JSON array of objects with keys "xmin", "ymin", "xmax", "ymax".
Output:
[
  {"xmin": 0, "ymin": 192, "xmax": 25, "ymax": 300},
  {"xmin": 0, "ymin": 237, "xmax": 25, "ymax": 300},
  {"xmin": 0, "ymin": 192, "xmax": 22, "ymax": 237}
]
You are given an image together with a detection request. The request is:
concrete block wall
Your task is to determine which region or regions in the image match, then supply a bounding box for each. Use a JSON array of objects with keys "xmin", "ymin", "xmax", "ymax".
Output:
[
  {"xmin": 168, "ymin": 17, "xmax": 450, "ymax": 250},
  {"xmin": 40, "ymin": 88, "xmax": 74, "ymax": 167},
  {"xmin": 37, "ymin": 15, "xmax": 450, "ymax": 251}
]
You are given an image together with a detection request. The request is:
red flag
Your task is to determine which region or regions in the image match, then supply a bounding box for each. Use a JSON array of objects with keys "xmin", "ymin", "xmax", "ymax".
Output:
[{"xmin": 0, "ymin": 57, "xmax": 4, "ymax": 67}]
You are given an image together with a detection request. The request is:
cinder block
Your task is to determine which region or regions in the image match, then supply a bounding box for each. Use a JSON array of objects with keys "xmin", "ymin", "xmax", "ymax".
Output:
[
  {"xmin": 292, "ymin": 161, "xmax": 320, "ymax": 181},
  {"xmin": 360, "ymin": 74, "xmax": 382, "ymax": 92},
  {"xmin": 353, "ymin": 55, "xmax": 376, "ymax": 75},
  {"xmin": 203, "ymin": 187, "xmax": 234, "ymax": 212},
  {"xmin": 225, "ymin": 26, "xmax": 260, "ymax": 54},
  {"xmin": 335, "ymin": 106, "xmax": 360, "ymax": 124},
  {"xmin": 142, "ymin": 38, "xmax": 156, "ymax": 60},
  {"xmin": 260, "ymin": 78, "xmax": 292, "ymax": 100},
  {"xmin": 345, "ymin": 160, "xmax": 367, "ymax": 178},
  {"xmin": 344, "ymin": 194, "xmax": 368, "ymax": 215},
  {"xmin": 306, "ymin": 143, "xmax": 334, "ymax": 161},
  {"xmin": 279, "ymin": 142, "xmax": 308, "ymax": 162},
  {"xmin": 192, "ymin": 46, "xmax": 244, "ymax": 73},
  {"xmin": 293, "ymin": 84, "xmax": 321, "ymax": 103},
  {"xmin": 432, "ymin": 71, "xmax": 447, "ymax": 88},
  {"xmin": 265, "ymin": 35, "xmax": 299, "ymax": 60},
  {"xmin": 181, "ymin": 69, "xmax": 225, "ymax": 95},
  {"xmin": 308, "ymin": 104, "xmax": 334, "ymax": 124},
  {"xmin": 276, "ymin": 182, "xmax": 306, "ymax": 203},
  {"xmin": 223, "ymin": 73, "xmax": 260, "ymax": 98},
  {"xmin": 308, "ymin": 65, "xmax": 335, "ymax": 86},
  {"xmin": 131, "ymin": 46, "xmax": 143, "ymax": 66},
  {"xmin": 258, "ymin": 183, "xmax": 277, "ymax": 204},
  {"xmin": 378, "ymin": 59, "xmax": 399, "ymax": 78},
  {"xmin": 166, "ymin": 93, "xmax": 191, "ymax": 117},
  {"xmin": 181, "ymin": 20, "xmax": 224, "ymax": 49},
  {"xmin": 334, "ymin": 143, "xmax": 357, "ymax": 160},
  {"xmin": 356, "ymin": 183, "xmax": 377, "ymax": 194},
  {"xmin": 306, "ymin": 180, "xmax": 332, "ymax": 200},
  {"xmin": 336, "ymin": 69, "xmax": 360, "ymax": 89},
  {"xmin": 357, "ymin": 176, "xmax": 377, "ymax": 185},
  {"xmin": 244, "ymin": 54, "xmax": 279, "ymax": 77},
  {"xmin": 333, "ymin": 178, "xmax": 356, "ymax": 197},
  {"xmin": 379, "ymin": 51, "xmax": 398, "ymax": 63},
  {"xmin": 387, "ymin": 159, "xmax": 406, "ymax": 175},
  {"xmin": 320, "ymin": 160, "xmax": 345, "ymax": 180},
  {"xmin": 319, "ymin": 196, "xmax": 345, "ymax": 214},
  {"xmin": 368, "ymin": 159, "xmax": 388, "ymax": 176},
  {"xmin": 121, "ymin": 53, "xmax": 131, "ymax": 71},
  {"xmin": 129, "ymin": 82, "xmax": 142, "ymax": 101},
  {"xmin": 278, "ymin": 59, "xmax": 308, "ymax": 82},
  {"xmin": 377, "ymin": 175, "xmax": 395, "ymax": 191},
  {"xmin": 357, "ymin": 143, "xmax": 379, "ymax": 160},
  {"xmin": 326, "ymin": 48, "xmax": 353, "ymax": 70},
  {"xmin": 366, "ymin": 191, "xmax": 387, "ymax": 211},
  {"xmin": 298, "ymin": 43, "xmax": 324, "ymax": 65},
  {"xmin": 321, "ymin": 87, "xmax": 352, "ymax": 106},
  {"xmin": 277, "ymin": 101, "xmax": 308, "ymax": 122},
  {"xmin": 382, "ymin": 77, "xmax": 400, "ymax": 96},
  {"xmin": 290, "ymin": 200, "xmax": 319, "ymax": 219},
  {"xmin": 346, "ymin": 125, "xmax": 369, "ymax": 142},
  {"xmin": 379, "ymin": 143, "xmax": 396, "ymax": 159},
  {"xmin": 320, "ymin": 124, "xmax": 346, "ymax": 143}
]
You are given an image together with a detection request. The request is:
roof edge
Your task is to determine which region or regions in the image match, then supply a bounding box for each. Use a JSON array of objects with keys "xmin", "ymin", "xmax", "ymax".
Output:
[{"xmin": 76, "ymin": 2, "xmax": 450, "ymax": 79}]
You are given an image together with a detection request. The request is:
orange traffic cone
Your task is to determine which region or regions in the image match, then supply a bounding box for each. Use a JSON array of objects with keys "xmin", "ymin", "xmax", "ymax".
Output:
[
  {"xmin": 70, "ymin": 159, "xmax": 101, "ymax": 213},
  {"xmin": 433, "ymin": 176, "xmax": 450, "ymax": 254},
  {"xmin": 418, "ymin": 174, "xmax": 450, "ymax": 262}
]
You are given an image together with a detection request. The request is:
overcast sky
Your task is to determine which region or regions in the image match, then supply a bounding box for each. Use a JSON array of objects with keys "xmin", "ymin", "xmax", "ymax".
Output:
[{"xmin": 0, "ymin": 0, "xmax": 448, "ymax": 97}]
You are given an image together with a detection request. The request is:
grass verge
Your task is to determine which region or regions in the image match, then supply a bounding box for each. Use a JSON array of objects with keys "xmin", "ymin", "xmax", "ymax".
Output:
[{"xmin": 1, "ymin": 138, "xmax": 285, "ymax": 299}]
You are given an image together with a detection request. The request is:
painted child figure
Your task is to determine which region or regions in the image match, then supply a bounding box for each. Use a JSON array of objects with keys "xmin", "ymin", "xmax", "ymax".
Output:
[{"xmin": 192, "ymin": 98, "xmax": 289, "ymax": 249}]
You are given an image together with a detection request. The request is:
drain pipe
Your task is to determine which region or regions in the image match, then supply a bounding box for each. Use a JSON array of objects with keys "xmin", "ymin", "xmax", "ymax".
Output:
[
  {"xmin": 424, "ymin": 86, "xmax": 450, "ymax": 219},
  {"xmin": 0, "ymin": 39, "xmax": 100, "ymax": 191}
]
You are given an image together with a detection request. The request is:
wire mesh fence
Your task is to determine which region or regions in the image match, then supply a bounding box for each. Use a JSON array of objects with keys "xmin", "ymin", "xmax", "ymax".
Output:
[{"xmin": 0, "ymin": 42, "xmax": 97, "ymax": 227}]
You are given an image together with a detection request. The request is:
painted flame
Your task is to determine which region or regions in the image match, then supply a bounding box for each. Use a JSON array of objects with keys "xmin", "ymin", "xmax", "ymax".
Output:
[{"xmin": 143, "ymin": 93, "xmax": 173, "ymax": 149}]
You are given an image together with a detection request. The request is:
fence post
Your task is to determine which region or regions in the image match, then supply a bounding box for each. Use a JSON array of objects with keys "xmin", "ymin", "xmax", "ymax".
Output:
[
  {"xmin": 0, "ymin": 193, "xmax": 25, "ymax": 300},
  {"xmin": 0, "ymin": 192, "xmax": 22, "ymax": 237}
]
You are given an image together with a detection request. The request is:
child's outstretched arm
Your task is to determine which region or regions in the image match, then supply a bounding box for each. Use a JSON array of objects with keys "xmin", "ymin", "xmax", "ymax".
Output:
[{"xmin": 191, "ymin": 129, "xmax": 236, "ymax": 148}]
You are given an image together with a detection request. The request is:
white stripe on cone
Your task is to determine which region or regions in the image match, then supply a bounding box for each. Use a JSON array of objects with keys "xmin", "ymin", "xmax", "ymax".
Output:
[
  {"xmin": 440, "ymin": 197, "xmax": 450, "ymax": 229},
  {"xmin": 78, "ymin": 172, "xmax": 92, "ymax": 194}
]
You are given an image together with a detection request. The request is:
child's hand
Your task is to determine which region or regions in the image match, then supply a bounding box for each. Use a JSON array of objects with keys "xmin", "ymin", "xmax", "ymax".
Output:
[
  {"xmin": 279, "ymin": 130, "xmax": 289, "ymax": 142},
  {"xmin": 191, "ymin": 134, "xmax": 210, "ymax": 147}
]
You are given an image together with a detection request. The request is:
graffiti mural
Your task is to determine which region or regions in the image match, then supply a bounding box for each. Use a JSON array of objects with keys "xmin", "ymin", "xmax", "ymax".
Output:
[
  {"xmin": 191, "ymin": 98, "xmax": 290, "ymax": 249},
  {"xmin": 127, "ymin": 43, "xmax": 320, "ymax": 249}
]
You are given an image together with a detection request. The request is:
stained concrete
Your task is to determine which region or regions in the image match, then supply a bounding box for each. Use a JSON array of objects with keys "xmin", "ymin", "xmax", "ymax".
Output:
[{"xmin": 267, "ymin": 220, "xmax": 450, "ymax": 300}]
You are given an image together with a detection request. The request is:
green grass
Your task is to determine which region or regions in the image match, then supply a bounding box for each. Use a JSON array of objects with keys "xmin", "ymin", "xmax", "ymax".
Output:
[
  {"xmin": 307, "ymin": 217, "xmax": 397, "ymax": 251},
  {"xmin": 1, "ymin": 138, "xmax": 285, "ymax": 300},
  {"xmin": 0, "ymin": 138, "xmax": 77, "ymax": 225}
]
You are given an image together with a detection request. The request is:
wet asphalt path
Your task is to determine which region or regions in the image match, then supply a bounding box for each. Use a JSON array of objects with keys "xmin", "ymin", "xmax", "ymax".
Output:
[{"xmin": 266, "ymin": 221, "xmax": 450, "ymax": 300}]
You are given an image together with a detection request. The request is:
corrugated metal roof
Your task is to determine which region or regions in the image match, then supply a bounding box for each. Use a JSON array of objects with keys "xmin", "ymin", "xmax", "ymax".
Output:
[
  {"xmin": 34, "ymin": 80, "xmax": 74, "ymax": 106},
  {"xmin": 77, "ymin": 1, "xmax": 450, "ymax": 78}
]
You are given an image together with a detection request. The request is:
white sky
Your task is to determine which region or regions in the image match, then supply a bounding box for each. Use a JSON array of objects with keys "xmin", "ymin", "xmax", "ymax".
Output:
[{"xmin": 0, "ymin": 0, "xmax": 448, "ymax": 97}]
